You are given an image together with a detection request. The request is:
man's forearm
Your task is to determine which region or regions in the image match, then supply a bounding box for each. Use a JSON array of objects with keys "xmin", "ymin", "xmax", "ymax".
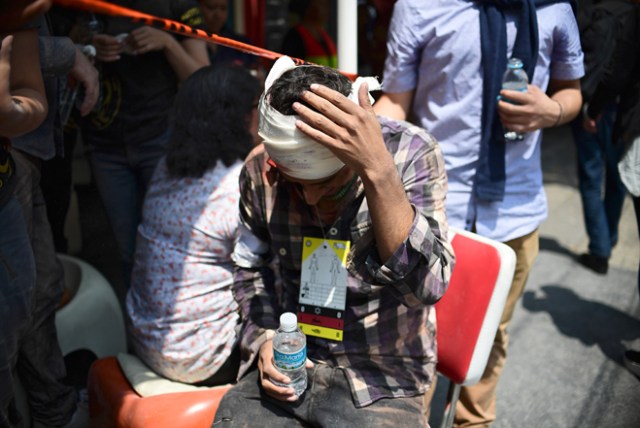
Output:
[{"xmin": 360, "ymin": 156, "xmax": 414, "ymax": 263}]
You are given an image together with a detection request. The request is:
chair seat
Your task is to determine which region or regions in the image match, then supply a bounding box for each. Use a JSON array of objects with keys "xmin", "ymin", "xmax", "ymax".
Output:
[{"xmin": 88, "ymin": 356, "xmax": 232, "ymax": 428}]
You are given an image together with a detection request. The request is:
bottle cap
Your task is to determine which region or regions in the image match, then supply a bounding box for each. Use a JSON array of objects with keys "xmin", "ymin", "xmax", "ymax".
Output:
[
  {"xmin": 507, "ymin": 58, "xmax": 523, "ymax": 69},
  {"xmin": 280, "ymin": 312, "xmax": 298, "ymax": 332}
]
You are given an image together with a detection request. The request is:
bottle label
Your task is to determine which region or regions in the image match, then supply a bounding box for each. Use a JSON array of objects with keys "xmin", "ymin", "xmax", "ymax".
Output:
[{"xmin": 273, "ymin": 347, "xmax": 306, "ymax": 371}]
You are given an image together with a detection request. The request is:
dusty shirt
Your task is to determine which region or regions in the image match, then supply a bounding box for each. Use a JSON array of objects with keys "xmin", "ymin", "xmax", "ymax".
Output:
[{"xmin": 232, "ymin": 116, "xmax": 455, "ymax": 407}]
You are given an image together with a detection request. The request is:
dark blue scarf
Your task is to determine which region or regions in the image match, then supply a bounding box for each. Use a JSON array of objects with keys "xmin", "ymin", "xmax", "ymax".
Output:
[{"xmin": 475, "ymin": 0, "xmax": 576, "ymax": 201}]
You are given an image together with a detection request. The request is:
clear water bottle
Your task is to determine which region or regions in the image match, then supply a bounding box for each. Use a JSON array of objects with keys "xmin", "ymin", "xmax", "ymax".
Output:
[
  {"xmin": 272, "ymin": 312, "xmax": 308, "ymax": 397},
  {"xmin": 502, "ymin": 57, "xmax": 529, "ymax": 141}
]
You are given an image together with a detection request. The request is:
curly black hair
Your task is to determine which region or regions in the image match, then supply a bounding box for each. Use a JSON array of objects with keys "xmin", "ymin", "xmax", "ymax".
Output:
[
  {"xmin": 266, "ymin": 64, "xmax": 352, "ymax": 115},
  {"xmin": 165, "ymin": 64, "xmax": 262, "ymax": 178}
]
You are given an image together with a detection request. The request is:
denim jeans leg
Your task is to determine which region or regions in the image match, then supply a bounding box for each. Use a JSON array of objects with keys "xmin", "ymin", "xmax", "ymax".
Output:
[
  {"xmin": 87, "ymin": 131, "xmax": 167, "ymax": 287},
  {"xmin": 0, "ymin": 197, "xmax": 35, "ymax": 428},
  {"xmin": 571, "ymin": 108, "xmax": 616, "ymax": 258}
]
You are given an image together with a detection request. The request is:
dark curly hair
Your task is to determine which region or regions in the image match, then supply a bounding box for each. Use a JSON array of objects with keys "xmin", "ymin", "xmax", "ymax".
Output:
[
  {"xmin": 165, "ymin": 64, "xmax": 261, "ymax": 178},
  {"xmin": 266, "ymin": 65, "xmax": 352, "ymax": 115}
]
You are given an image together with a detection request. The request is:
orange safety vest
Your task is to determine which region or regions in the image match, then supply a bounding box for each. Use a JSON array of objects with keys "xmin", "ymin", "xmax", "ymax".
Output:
[{"xmin": 295, "ymin": 24, "xmax": 338, "ymax": 68}]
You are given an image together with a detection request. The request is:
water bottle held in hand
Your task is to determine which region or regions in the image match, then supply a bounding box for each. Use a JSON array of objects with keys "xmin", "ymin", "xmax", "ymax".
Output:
[
  {"xmin": 272, "ymin": 312, "xmax": 308, "ymax": 397},
  {"xmin": 502, "ymin": 58, "xmax": 529, "ymax": 141}
]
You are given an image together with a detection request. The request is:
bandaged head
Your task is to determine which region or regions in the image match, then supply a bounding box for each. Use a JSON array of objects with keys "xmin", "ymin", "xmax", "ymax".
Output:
[{"xmin": 259, "ymin": 56, "xmax": 380, "ymax": 180}]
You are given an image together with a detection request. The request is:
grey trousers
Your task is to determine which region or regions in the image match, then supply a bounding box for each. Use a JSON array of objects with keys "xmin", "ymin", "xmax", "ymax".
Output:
[
  {"xmin": 12, "ymin": 151, "xmax": 76, "ymax": 427},
  {"xmin": 212, "ymin": 363, "xmax": 426, "ymax": 428}
]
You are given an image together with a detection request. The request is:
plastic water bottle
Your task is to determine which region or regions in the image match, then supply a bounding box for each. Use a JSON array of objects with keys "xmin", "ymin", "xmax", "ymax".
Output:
[
  {"xmin": 272, "ymin": 312, "xmax": 308, "ymax": 397},
  {"xmin": 502, "ymin": 57, "xmax": 529, "ymax": 141}
]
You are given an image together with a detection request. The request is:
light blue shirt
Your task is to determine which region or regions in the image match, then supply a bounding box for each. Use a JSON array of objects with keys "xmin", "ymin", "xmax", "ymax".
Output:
[{"xmin": 382, "ymin": 0, "xmax": 584, "ymax": 242}]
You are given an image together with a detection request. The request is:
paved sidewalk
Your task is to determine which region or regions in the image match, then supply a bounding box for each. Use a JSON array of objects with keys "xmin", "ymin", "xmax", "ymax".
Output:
[{"xmin": 429, "ymin": 125, "xmax": 640, "ymax": 428}]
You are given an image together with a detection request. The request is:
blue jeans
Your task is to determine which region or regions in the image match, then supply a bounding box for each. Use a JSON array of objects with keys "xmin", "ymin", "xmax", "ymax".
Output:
[
  {"xmin": 12, "ymin": 151, "xmax": 77, "ymax": 427},
  {"xmin": 0, "ymin": 197, "xmax": 35, "ymax": 428},
  {"xmin": 85, "ymin": 131, "xmax": 168, "ymax": 287},
  {"xmin": 571, "ymin": 107, "xmax": 627, "ymax": 258}
]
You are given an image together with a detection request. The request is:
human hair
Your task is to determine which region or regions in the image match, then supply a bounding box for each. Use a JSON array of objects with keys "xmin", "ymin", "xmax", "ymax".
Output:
[
  {"xmin": 165, "ymin": 64, "xmax": 261, "ymax": 178},
  {"xmin": 266, "ymin": 65, "xmax": 352, "ymax": 115}
]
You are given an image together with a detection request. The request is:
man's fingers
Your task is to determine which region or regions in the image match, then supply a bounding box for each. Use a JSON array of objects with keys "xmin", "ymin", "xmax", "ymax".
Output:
[
  {"xmin": 259, "ymin": 363, "xmax": 298, "ymax": 401},
  {"xmin": 1, "ymin": 36, "xmax": 14, "ymax": 61},
  {"xmin": 358, "ymin": 82, "xmax": 373, "ymax": 110}
]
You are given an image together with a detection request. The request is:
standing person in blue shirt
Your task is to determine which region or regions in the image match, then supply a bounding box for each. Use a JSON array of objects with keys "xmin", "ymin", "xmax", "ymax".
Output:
[{"xmin": 374, "ymin": 0, "xmax": 584, "ymax": 426}]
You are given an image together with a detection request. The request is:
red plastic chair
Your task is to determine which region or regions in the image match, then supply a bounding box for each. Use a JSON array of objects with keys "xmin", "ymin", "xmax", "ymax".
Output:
[
  {"xmin": 435, "ymin": 227, "xmax": 516, "ymax": 428},
  {"xmin": 88, "ymin": 356, "xmax": 231, "ymax": 427}
]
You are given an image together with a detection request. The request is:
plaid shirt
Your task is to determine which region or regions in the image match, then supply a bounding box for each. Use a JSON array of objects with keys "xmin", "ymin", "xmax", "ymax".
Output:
[{"xmin": 232, "ymin": 116, "xmax": 455, "ymax": 407}]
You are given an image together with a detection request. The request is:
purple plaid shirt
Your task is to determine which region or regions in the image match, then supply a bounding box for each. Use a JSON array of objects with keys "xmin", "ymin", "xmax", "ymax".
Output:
[{"xmin": 232, "ymin": 116, "xmax": 455, "ymax": 407}]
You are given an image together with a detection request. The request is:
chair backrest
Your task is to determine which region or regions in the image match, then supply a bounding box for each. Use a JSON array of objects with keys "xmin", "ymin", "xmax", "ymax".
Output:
[{"xmin": 435, "ymin": 227, "xmax": 516, "ymax": 386}]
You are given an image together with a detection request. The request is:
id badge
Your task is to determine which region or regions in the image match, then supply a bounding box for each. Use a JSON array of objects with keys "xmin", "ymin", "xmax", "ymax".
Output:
[{"xmin": 298, "ymin": 236, "xmax": 350, "ymax": 341}]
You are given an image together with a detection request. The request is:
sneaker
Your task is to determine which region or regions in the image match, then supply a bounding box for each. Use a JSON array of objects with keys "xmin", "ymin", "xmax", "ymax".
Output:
[
  {"xmin": 623, "ymin": 350, "xmax": 640, "ymax": 380},
  {"xmin": 578, "ymin": 253, "xmax": 608, "ymax": 274}
]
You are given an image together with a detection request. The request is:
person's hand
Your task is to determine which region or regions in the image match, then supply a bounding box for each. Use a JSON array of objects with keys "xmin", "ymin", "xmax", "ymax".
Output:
[
  {"xmin": 497, "ymin": 84, "xmax": 560, "ymax": 135},
  {"xmin": 0, "ymin": 36, "xmax": 14, "ymax": 118},
  {"xmin": 126, "ymin": 26, "xmax": 172, "ymax": 56},
  {"xmin": 69, "ymin": 46, "xmax": 99, "ymax": 116},
  {"xmin": 292, "ymin": 82, "xmax": 393, "ymax": 178},
  {"xmin": 92, "ymin": 34, "xmax": 124, "ymax": 62},
  {"xmin": 257, "ymin": 339, "xmax": 313, "ymax": 402}
]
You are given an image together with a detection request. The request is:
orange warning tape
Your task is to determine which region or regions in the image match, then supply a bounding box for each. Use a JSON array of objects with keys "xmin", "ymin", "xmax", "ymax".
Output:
[{"xmin": 51, "ymin": 0, "xmax": 358, "ymax": 80}]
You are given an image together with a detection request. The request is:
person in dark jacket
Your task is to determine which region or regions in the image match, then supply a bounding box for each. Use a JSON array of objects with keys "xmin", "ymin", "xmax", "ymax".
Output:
[{"xmin": 583, "ymin": 0, "xmax": 640, "ymax": 380}]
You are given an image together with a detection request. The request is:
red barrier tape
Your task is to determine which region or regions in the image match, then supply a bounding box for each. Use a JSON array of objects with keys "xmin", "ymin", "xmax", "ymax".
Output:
[{"xmin": 51, "ymin": 0, "xmax": 358, "ymax": 80}]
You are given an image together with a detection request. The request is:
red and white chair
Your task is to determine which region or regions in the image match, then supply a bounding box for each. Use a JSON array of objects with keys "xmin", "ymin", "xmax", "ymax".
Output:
[{"xmin": 435, "ymin": 227, "xmax": 516, "ymax": 428}]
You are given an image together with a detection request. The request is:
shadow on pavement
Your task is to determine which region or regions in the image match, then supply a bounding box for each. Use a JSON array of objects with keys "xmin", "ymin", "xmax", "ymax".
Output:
[
  {"xmin": 539, "ymin": 236, "xmax": 575, "ymax": 258},
  {"xmin": 522, "ymin": 285, "xmax": 640, "ymax": 367}
]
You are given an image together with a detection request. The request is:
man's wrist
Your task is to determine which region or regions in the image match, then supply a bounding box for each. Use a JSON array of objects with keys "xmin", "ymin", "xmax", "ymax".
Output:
[{"xmin": 553, "ymin": 99, "xmax": 564, "ymax": 127}]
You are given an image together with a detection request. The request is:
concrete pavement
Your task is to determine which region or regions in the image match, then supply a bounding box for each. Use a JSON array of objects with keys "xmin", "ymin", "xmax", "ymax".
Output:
[{"xmin": 429, "ymin": 125, "xmax": 640, "ymax": 428}]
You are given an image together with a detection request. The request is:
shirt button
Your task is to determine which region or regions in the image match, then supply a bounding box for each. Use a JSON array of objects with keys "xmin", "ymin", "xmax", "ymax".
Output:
[
  {"xmin": 329, "ymin": 227, "xmax": 338, "ymax": 236},
  {"xmin": 279, "ymin": 248, "xmax": 287, "ymax": 256}
]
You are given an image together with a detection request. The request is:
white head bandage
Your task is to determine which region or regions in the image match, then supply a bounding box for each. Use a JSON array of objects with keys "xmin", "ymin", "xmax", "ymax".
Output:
[{"xmin": 259, "ymin": 56, "xmax": 380, "ymax": 180}]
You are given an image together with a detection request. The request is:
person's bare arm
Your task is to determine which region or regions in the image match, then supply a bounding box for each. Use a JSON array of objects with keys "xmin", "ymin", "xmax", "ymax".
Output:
[
  {"xmin": 127, "ymin": 27, "xmax": 209, "ymax": 82},
  {"xmin": 497, "ymin": 79, "xmax": 582, "ymax": 133},
  {"xmin": 373, "ymin": 90, "xmax": 413, "ymax": 121},
  {"xmin": 0, "ymin": 31, "xmax": 47, "ymax": 137},
  {"xmin": 295, "ymin": 83, "xmax": 415, "ymax": 263},
  {"xmin": 69, "ymin": 45, "xmax": 99, "ymax": 116},
  {"xmin": 0, "ymin": 0, "xmax": 50, "ymax": 33}
]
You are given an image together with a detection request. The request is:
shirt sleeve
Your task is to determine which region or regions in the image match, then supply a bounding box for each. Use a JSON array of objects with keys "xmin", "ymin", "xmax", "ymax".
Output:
[
  {"xmin": 380, "ymin": 0, "xmax": 424, "ymax": 94},
  {"xmin": 364, "ymin": 121, "xmax": 455, "ymax": 308},
  {"xmin": 548, "ymin": 3, "xmax": 585, "ymax": 81},
  {"xmin": 38, "ymin": 36, "xmax": 76, "ymax": 78},
  {"xmin": 231, "ymin": 161, "xmax": 280, "ymax": 378},
  {"xmin": 171, "ymin": 0, "xmax": 206, "ymax": 32}
]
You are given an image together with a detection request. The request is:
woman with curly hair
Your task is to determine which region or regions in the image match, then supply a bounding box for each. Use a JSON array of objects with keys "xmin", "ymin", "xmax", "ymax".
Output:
[{"xmin": 126, "ymin": 63, "xmax": 261, "ymax": 385}]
